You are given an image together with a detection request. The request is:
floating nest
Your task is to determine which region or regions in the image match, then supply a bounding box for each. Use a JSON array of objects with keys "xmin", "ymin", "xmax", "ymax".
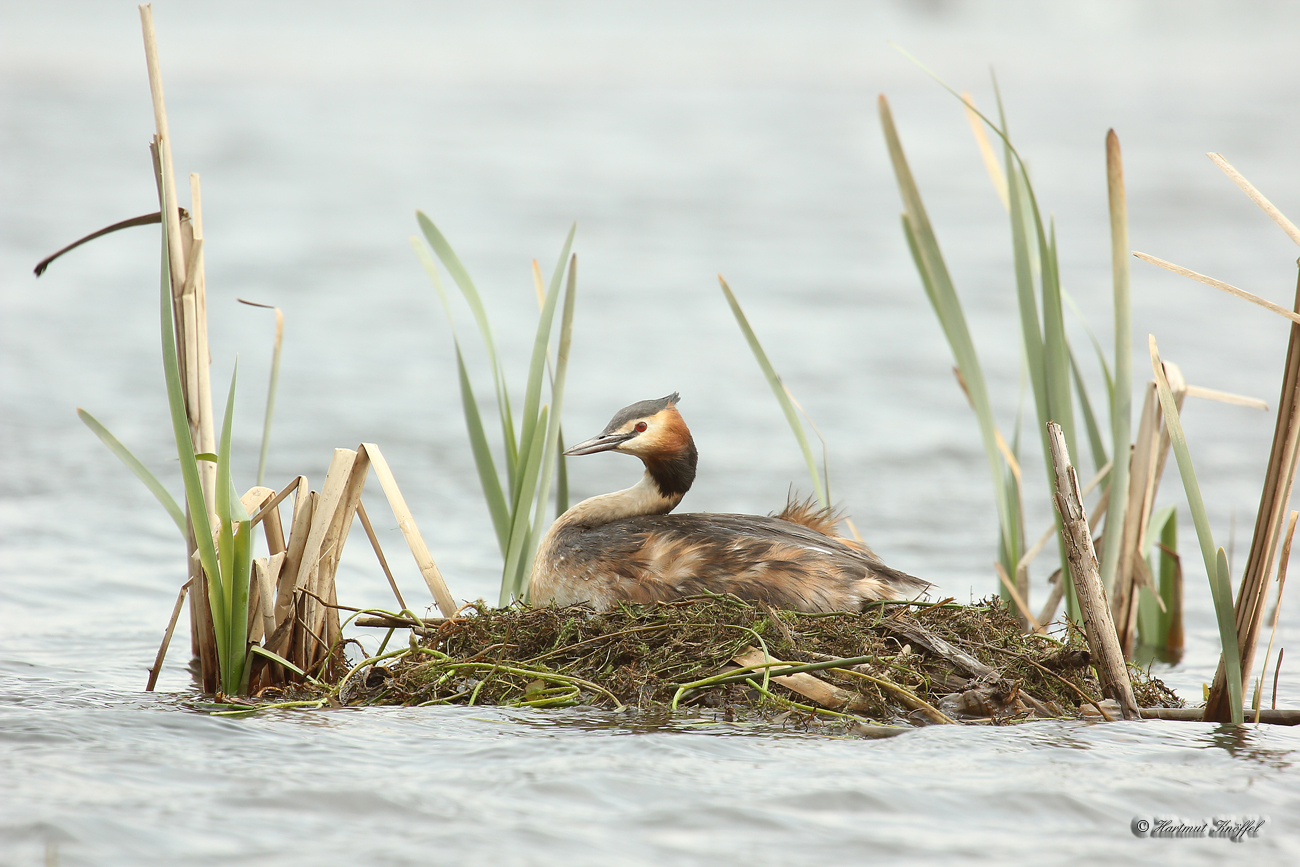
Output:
[{"xmin": 337, "ymin": 596, "xmax": 1181, "ymax": 729}]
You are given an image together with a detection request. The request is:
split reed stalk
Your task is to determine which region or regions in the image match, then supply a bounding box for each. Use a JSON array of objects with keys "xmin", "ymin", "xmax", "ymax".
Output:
[{"xmin": 1047, "ymin": 421, "xmax": 1139, "ymax": 719}]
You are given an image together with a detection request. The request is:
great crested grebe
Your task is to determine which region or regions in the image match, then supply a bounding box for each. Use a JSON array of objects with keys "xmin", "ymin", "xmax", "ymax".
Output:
[{"xmin": 530, "ymin": 393, "xmax": 928, "ymax": 612}]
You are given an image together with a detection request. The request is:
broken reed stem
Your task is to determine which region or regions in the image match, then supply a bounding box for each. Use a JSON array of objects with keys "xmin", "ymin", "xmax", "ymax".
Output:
[
  {"xmin": 356, "ymin": 500, "xmax": 408, "ymax": 611},
  {"xmin": 140, "ymin": 6, "xmax": 186, "ymax": 306},
  {"xmin": 1206, "ymin": 268, "xmax": 1300, "ymax": 722},
  {"xmin": 1142, "ymin": 706, "xmax": 1300, "ymax": 725},
  {"xmin": 233, "ymin": 450, "xmax": 451, "ymax": 690},
  {"xmin": 1046, "ymin": 421, "xmax": 1140, "ymax": 720},
  {"xmin": 145, "ymin": 578, "xmax": 192, "ymax": 691},
  {"xmin": 362, "ymin": 443, "xmax": 457, "ymax": 617},
  {"xmin": 1207, "ymin": 153, "xmax": 1300, "ymax": 248},
  {"xmin": 1134, "ymin": 252, "xmax": 1300, "ymax": 329}
]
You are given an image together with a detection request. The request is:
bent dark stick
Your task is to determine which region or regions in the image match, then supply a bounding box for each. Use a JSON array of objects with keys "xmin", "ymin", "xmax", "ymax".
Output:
[{"xmin": 33, "ymin": 208, "xmax": 188, "ymax": 276}]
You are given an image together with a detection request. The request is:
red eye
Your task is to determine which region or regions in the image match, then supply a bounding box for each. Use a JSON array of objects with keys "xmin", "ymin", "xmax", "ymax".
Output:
[{"xmin": 634, "ymin": 421, "xmax": 648, "ymax": 433}]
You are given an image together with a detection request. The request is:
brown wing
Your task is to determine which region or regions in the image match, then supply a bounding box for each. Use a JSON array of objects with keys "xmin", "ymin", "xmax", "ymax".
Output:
[{"xmin": 547, "ymin": 512, "xmax": 927, "ymax": 613}]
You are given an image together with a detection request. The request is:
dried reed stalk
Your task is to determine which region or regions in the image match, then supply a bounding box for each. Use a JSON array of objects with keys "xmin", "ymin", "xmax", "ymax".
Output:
[
  {"xmin": 1207, "ymin": 153, "xmax": 1300, "ymax": 248},
  {"xmin": 307, "ymin": 448, "xmax": 372, "ymax": 673},
  {"xmin": 186, "ymin": 174, "xmax": 217, "ymax": 525},
  {"xmin": 1100, "ymin": 129, "xmax": 1133, "ymax": 613},
  {"xmin": 238, "ymin": 486, "xmax": 277, "ymax": 646},
  {"xmin": 732, "ymin": 647, "xmax": 874, "ymax": 714},
  {"xmin": 1255, "ymin": 510, "xmax": 1296, "ymax": 722},
  {"xmin": 1134, "ymin": 253, "xmax": 1300, "ymax": 328},
  {"xmin": 1036, "ymin": 569, "xmax": 1065, "ymax": 629},
  {"xmin": 145, "ymin": 578, "xmax": 192, "ymax": 691},
  {"xmin": 272, "ymin": 479, "xmax": 312, "ymax": 655},
  {"xmin": 356, "ymin": 501, "xmax": 408, "ymax": 611},
  {"xmin": 233, "ymin": 447, "xmax": 455, "ymax": 687},
  {"xmin": 1111, "ymin": 367, "xmax": 1185, "ymax": 655},
  {"xmin": 250, "ymin": 556, "xmax": 273, "ymax": 644},
  {"xmin": 994, "ymin": 561, "xmax": 1042, "ymax": 632},
  {"xmin": 361, "ymin": 443, "xmax": 458, "ymax": 617},
  {"xmin": 1047, "ymin": 421, "xmax": 1139, "ymax": 719},
  {"xmin": 1205, "ymin": 270, "xmax": 1300, "ymax": 721},
  {"xmin": 142, "ymin": 5, "xmax": 223, "ymax": 690},
  {"xmin": 292, "ymin": 449, "xmax": 358, "ymax": 668},
  {"xmin": 1143, "ymin": 707, "xmax": 1300, "ymax": 725}
]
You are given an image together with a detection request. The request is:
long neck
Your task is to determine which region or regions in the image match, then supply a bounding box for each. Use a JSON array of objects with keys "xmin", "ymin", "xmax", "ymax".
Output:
[{"xmin": 559, "ymin": 470, "xmax": 684, "ymax": 529}]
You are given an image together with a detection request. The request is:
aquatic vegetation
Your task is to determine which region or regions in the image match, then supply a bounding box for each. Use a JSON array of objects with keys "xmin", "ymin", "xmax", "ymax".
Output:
[
  {"xmin": 411, "ymin": 216, "xmax": 577, "ymax": 606},
  {"xmin": 719, "ymin": 276, "xmax": 831, "ymax": 510},
  {"xmin": 883, "ymin": 63, "xmax": 1296, "ymax": 723},
  {"xmin": 1135, "ymin": 161, "xmax": 1300, "ymax": 723},
  {"xmin": 338, "ymin": 596, "xmax": 1182, "ymax": 727},
  {"xmin": 66, "ymin": 8, "xmax": 456, "ymax": 696},
  {"xmin": 880, "ymin": 85, "xmax": 1127, "ymax": 634}
]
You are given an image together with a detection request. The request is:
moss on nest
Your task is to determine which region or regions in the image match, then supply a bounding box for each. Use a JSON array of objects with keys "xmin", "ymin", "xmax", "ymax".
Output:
[{"xmin": 341, "ymin": 596, "xmax": 1181, "ymax": 727}]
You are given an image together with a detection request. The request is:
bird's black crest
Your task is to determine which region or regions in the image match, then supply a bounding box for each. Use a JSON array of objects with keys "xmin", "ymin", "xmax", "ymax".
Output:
[{"xmin": 601, "ymin": 392, "xmax": 681, "ymax": 433}]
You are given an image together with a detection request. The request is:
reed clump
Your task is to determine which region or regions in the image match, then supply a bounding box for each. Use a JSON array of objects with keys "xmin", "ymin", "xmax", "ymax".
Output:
[{"xmin": 339, "ymin": 597, "xmax": 1180, "ymax": 726}]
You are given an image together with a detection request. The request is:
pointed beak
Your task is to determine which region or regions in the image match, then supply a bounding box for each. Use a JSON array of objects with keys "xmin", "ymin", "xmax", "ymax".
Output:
[{"xmin": 563, "ymin": 431, "xmax": 635, "ymax": 456}]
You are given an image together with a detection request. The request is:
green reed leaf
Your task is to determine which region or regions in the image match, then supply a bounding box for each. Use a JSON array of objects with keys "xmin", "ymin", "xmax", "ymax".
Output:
[
  {"xmin": 456, "ymin": 344, "xmax": 510, "ymax": 555},
  {"xmin": 502, "ymin": 405, "xmax": 548, "ymax": 605},
  {"xmin": 529, "ymin": 253, "xmax": 578, "ymax": 596},
  {"xmin": 881, "ymin": 95, "xmax": 1016, "ymax": 574},
  {"xmin": 718, "ymin": 276, "xmax": 827, "ymax": 509},
  {"xmin": 517, "ymin": 228, "xmax": 574, "ymax": 503},
  {"xmin": 1151, "ymin": 334, "xmax": 1241, "ymax": 723},
  {"xmin": 155, "ymin": 180, "xmax": 221, "ymax": 644},
  {"xmin": 78, "ymin": 408, "xmax": 186, "ymax": 535},
  {"xmin": 417, "ymin": 212, "xmax": 519, "ymax": 484}
]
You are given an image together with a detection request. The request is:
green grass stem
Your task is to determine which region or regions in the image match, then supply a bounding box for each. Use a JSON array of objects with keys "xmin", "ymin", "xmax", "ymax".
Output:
[{"xmin": 236, "ymin": 299, "xmax": 284, "ymax": 488}]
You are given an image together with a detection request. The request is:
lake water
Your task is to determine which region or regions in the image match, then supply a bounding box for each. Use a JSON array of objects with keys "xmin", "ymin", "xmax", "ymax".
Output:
[{"xmin": 3, "ymin": 1, "xmax": 1300, "ymax": 863}]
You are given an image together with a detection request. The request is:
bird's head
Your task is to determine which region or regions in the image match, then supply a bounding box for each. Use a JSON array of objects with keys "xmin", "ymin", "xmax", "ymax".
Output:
[{"xmin": 564, "ymin": 392, "xmax": 697, "ymax": 497}]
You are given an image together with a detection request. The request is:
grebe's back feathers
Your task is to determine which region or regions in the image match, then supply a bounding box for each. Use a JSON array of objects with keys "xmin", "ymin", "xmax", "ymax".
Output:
[{"xmin": 543, "ymin": 510, "xmax": 927, "ymax": 613}]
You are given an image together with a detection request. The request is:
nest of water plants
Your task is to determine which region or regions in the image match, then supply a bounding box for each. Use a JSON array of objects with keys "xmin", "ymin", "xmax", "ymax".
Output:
[{"xmin": 340, "ymin": 596, "xmax": 1181, "ymax": 727}]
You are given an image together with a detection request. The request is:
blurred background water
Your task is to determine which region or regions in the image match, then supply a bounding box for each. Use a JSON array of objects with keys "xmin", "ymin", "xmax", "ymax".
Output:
[{"xmin": 2, "ymin": 1, "xmax": 1300, "ymax": 864}]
